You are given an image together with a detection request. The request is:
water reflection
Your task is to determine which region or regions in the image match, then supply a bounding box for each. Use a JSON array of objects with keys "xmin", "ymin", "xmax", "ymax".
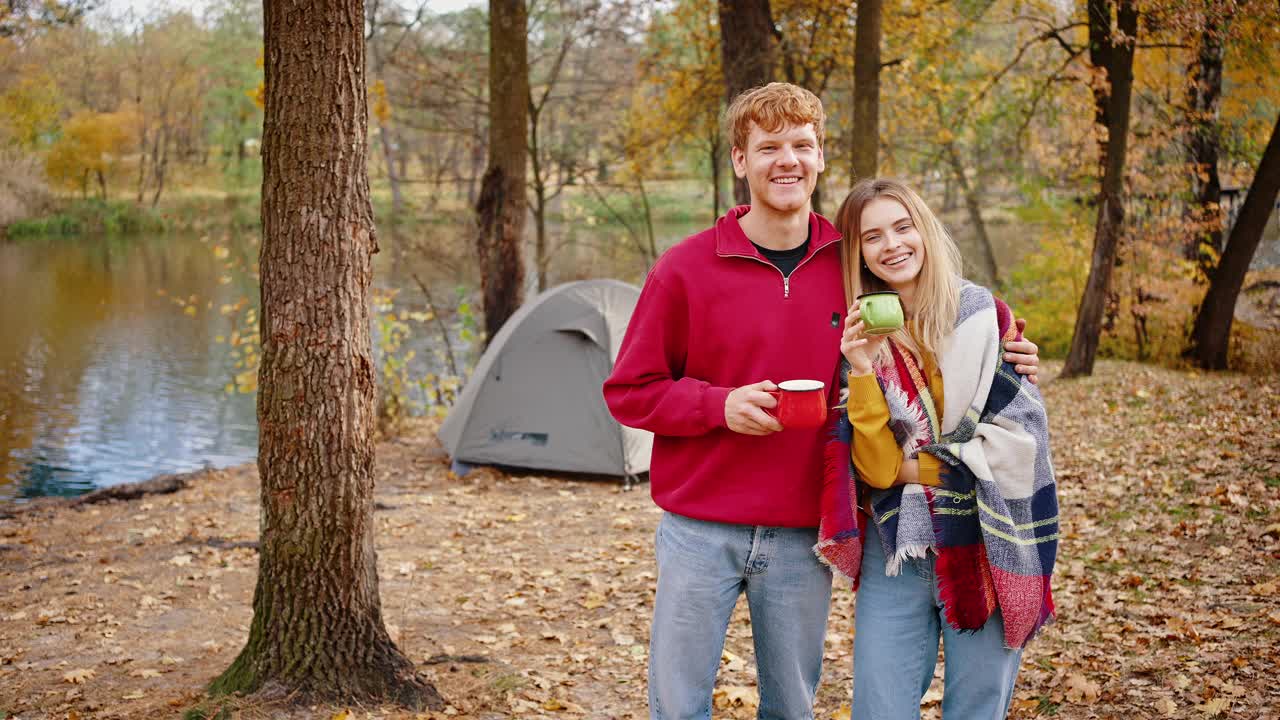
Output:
[
  {"xmin": 0, "ymin": 234, "xmax": 259, "ymax": 501},
  {"xmin": 0, "ymin": 219, "xmax": 701, "ymax": 502}
]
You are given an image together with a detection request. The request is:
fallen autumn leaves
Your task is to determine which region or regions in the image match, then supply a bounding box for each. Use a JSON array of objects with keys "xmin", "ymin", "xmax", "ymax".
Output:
[{"xmin": 0, "ymin": 360, "xmax": 1276, "ymax": 719}]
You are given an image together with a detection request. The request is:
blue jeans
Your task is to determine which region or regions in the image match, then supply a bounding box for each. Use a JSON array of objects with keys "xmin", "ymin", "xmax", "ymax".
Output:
[
  {"xmin": 852, "ymin": 535, "xmax": 1024, "ymax": 720},
  {"xmin": 649, "ymin": 512, "xmax": 833, "ymax": 720}
]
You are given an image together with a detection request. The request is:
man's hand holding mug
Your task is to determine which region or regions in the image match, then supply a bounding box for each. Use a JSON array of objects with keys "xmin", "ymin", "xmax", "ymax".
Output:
[
  {"xmin": 726, "ymin": 379, "xmax": 829, "ymax": 435},
  {"xmin": 725, "ymin": 381, "xmax": 783, "ymax": 435}
]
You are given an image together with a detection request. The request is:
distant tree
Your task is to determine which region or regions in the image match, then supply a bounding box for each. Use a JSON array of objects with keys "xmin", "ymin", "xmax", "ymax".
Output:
[
  {"xmin": 0, "ymin": 0, "xmax": 93, "ymax": 37},
  {"xmin": 1186, "ymin": 113, "xmax": 1280, "ymax": 369},
  {"xmin": 44, "ymin": 109, "xmax": 136, "ymax": 198},
  {"xmin": 1062, "ymin": 0, "xmax": 1139, "ymax": 378},
  {"xmin": 718, "ymin": 0, "xmax": 776, "ymax": 205},
  {"xmin": 204, "ymin": 0, "xmax": 263, "ymax": 184},
  {"xmin": 1184, "ymin": 3, "xmax": 1227, "ymax": 277},
  {"xmin": 523, "ymin": 0, "xmax": 638, "ymax": 290},
  {"xmin": 636, "ymin": 0, "xmax": 724, "ymax": 217},
  {"xmin": 124, "ymin": 12, "xmax": 207, "ymax": 207},
  {"xmin": 851, "ymin": 0, "xmax": 881, "ymax": 181},
  {"xmin": 208, "ymin": 0, "xmax": 441, "ymax": 708},
  {"xmin": 0, "ymin": 72, "xmax": 60, "ymax": 149},
  {"xmin": 366, "ymin": 0, "xmax": 424, "ymax": 220},
  {"xmin": 475, "ymin": 0, "xmax": 529, "ymax": 345}
]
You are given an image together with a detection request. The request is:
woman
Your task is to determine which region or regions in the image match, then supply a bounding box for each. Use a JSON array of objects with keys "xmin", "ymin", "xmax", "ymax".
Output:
[{"xmin": 816, "ymin": 179, "xmax": 1059, "ymax": 719}]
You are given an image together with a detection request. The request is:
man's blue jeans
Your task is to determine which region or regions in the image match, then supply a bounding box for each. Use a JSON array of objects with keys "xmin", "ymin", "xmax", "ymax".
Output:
[
  {"xmin": 649, "ymin": 511, "xmax": 832, "ymax": 720},
  {"xmin": 852, "ymin": 534, "xmax": 1024, "ymax": 720}
]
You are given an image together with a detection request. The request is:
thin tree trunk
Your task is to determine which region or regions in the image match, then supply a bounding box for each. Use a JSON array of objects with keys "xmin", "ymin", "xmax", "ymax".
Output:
[
  {"xmin": 150, "ymin": 127, "xmax": 169, "ymax": 208},
  {"xmin": 945, "ymin": 142, "xmax": 999, "ymax": 286},
  {"xmin": 1186, "ymin": 112, "xmax": 1280, "ymax": 369},
  {"xmin": 529, "ymin": 101, "xmax": 549, "ymax": 293},
  {"xmin": 718, "ymin": 0, "xmax": 776, "ymax": 206},
  {"xmin": 379, "ymin": 122, "xmax": 405, "ymax": 219},
  {"xmin": 1086, "ymin": 0, "xmax": 1113, "ymax": 168},
  {"xmin": 534, "ymin": 200, "xmax": 548, "ymax": 292},
  {"xmin": 1185, "ymin": 10, "xmax": 1226, "ymax": 276},
  {"xmin": 136, "ymin": 127, "xmax": 148, "ymax": 205},
  {"xmin": 638, "ymin": 177, "xmax": 657, "ymax": 265},
  {"xmin": 851, "ymin": 0, "xmax": 882, "ymax": 181},
  {"xmin": 1063, "ymin": 0, "xmax": 1138, "ymax": 378},
  {"xmin": 209, "ymin": 0, "xmax": 441, "ymax": 708},
  {"xmin": 366, "ymin": 0, "xmax": 405, "ymax": 221},
  {"xmin": 710, "ymin": 133, "xmax": 722, "ymax": 218},
  {"xmin": 468, "ymin": 114, "xmax": 484, "ymax": 206},
  {"xmin": 475, "ymin": 0, "xmax": 529, "ymax": 346}
]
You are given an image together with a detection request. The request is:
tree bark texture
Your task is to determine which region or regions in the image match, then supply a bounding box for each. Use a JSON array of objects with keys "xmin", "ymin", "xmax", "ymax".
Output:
[
  {"xmin": 1187, "ymin": 112, "xmax": 1280, "ymax": 369},
  {"xmin": 1185, "ymin": 12, "xmax": 1225, "ymax": 274},
  {"xmin": 210, "ymin": 0, "xmax": 441, "ymax": 708},
  {"xmin": 718, "ymin": 0, "xmax": 776, "ymax": 206},
  {"xmin": 1063, "ymin": 0, "xmax": 1138, "ymax": 378},
  {"xmin": 1086, "ymin": 0, "xmax": 1113, "ymax": 168},
  {"xmin": 475, "ymin": 0, "xmax": 528, "ymax": 346},
  {"xmin": 851, "ymin": 0, "xmax": 882, "ymax": 181}
]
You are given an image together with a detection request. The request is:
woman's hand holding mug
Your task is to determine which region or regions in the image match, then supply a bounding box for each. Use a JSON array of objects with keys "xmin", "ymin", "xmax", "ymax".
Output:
[{"xmin": 841, "ymin": 300, "xmax": 888, "ymax": 376}]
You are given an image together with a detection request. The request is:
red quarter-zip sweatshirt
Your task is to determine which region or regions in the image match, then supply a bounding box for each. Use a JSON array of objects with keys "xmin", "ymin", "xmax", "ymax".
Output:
[{"xmin": 603, "ymin": 207, "xmax": 847, "ymax": 527}]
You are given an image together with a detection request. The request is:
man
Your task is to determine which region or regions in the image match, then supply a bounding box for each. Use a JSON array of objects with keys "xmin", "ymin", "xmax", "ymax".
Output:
[{"xmin": 603, "ymin": 83, "xmax": 1039, "ymax": 719}]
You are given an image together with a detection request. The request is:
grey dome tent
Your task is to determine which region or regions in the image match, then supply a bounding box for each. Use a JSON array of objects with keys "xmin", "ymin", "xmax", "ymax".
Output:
[{"xmin": 438, "ymin": 279, "xmax": 651, "ymax": 484}]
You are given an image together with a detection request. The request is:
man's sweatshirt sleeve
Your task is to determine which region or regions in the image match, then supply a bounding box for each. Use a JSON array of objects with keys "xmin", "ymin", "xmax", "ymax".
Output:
[{"xmin": 603, "ymin": 271, "xmax": 732, "ymax": 437}]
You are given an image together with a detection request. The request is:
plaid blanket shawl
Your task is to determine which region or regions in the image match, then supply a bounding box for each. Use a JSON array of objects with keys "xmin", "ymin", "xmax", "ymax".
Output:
[{"xmin": 816, "ymin": 282, "xmax": 1059, "ymax": 649}]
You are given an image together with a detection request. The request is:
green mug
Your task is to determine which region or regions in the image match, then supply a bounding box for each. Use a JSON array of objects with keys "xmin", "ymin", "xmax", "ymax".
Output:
[{"xmin": 858, "ymin": 291, "xmax": 904, "ymax": 336}]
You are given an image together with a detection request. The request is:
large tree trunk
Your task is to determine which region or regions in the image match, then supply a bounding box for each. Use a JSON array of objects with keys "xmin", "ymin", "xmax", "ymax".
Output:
[
  {"xmin": 476, "ymin": 0, "xmax": 529, "ymax": 346},
  {"xmin": 851, "ymin": 0, "xmax": 882, "ymax": 181},
  {"xmin": 718, "ymin": 0, "xmax": 776, "ymax": 206},
  {"xmin": 945, "ymin": 141, "xmax": 999, "ymax": 286},
  {"xmin": 209, "ymin": 0, "xmax": 441, "ymax": 708},
  {"xmin": 1062, "ymin": 0, "xmax": 1138, "ymax": 378},
  {"xmin": 1186, "ymin": 112, "xmax": 1280, "ymax": 369},
  {"xmin": 1185, "ymin": 10, "xmax": 1226, "ymax": 276}
]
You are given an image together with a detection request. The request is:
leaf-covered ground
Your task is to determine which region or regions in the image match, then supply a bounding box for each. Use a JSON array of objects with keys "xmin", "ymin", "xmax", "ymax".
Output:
[{"xmin": 1, "ymin": 361, "xmax": 1277, "ymax": 720}]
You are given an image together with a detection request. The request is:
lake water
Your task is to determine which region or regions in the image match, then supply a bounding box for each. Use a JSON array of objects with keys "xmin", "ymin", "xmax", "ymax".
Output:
[
  {"xmin": 0, "ymin": 221, "xmax": 697, "ymax": 502},
  {"xmin": 2, "ymin": 208, "xmax": 1276, "ymax": 502}
]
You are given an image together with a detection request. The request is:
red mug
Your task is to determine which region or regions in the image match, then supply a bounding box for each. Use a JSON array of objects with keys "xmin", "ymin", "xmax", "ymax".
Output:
[{"xmin": 764, "ymin": 379, "xmax": 828, "ymax": 430}]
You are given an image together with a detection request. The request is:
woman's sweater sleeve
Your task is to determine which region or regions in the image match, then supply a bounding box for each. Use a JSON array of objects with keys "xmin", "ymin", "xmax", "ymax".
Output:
[
  {"xmin": 847, "ymin": 371, "xmax": 944, "ymax": 489},
  {"xmin": 846, "ymin": 372, "xmax": 903, "ymax": 489}
]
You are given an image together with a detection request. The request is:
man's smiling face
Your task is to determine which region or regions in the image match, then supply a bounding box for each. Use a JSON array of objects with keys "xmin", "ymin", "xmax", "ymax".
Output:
[{"xmin": 732, "ymin": 122, "xmax": 825, "ymax": 218}]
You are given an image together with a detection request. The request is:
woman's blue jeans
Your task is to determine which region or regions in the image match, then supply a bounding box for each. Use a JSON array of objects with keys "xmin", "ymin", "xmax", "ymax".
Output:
[
  {"xmin": 648, "ymin": 512, "xmax": 833, "ymax": 720},
  {"xmin": 852, "ymin": 535, "xmax": 1024, "ymax": 719}
]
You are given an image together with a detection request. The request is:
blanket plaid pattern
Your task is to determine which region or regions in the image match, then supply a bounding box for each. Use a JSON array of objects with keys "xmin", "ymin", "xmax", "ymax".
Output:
[{"xmin": 817, "ymin": 282, "xmax": 1059, "ymax": 649}]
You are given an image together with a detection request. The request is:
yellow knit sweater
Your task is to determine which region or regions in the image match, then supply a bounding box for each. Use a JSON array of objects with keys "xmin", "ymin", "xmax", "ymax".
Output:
[{"xmin": 845, "ymin": 357, "xmax": 945, "ymax": 490}]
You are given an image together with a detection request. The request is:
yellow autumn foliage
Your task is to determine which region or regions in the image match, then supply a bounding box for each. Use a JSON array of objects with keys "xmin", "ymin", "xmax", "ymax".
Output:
[
  {"xmin": 44, "ymin": 109, "xmax": 140, "ymax": 197},
  {"xmin": 0, "ymin": 70, "xmax": 60, "ymax": 149}
]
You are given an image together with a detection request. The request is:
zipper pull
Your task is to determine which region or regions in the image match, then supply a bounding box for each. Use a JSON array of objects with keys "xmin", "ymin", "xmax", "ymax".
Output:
[{"xmin": 783, "ymin": 276, "xmax": 791, "ymax": 298}]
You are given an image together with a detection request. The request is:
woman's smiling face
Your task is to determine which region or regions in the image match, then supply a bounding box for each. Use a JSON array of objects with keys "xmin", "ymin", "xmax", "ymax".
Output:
[{"xmin": 859, "ymin": 197, "xmax": 925, "ymax": 292}]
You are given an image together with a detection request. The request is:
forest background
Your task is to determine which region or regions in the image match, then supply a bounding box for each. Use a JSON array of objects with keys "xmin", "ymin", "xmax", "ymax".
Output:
[
  {"xmin": 2, "ymin": 0, "xmax": 1279, "ymax": 387},
  {"xmin": 2, "ymin": 0, "xmax": 1280, "ymax": 717}
]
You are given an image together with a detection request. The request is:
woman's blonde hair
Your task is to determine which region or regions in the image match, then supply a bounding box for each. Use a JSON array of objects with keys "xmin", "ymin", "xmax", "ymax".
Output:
[{"xmin": 834, "ymin": 178, "xmax": 962, "ymax": 364}]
